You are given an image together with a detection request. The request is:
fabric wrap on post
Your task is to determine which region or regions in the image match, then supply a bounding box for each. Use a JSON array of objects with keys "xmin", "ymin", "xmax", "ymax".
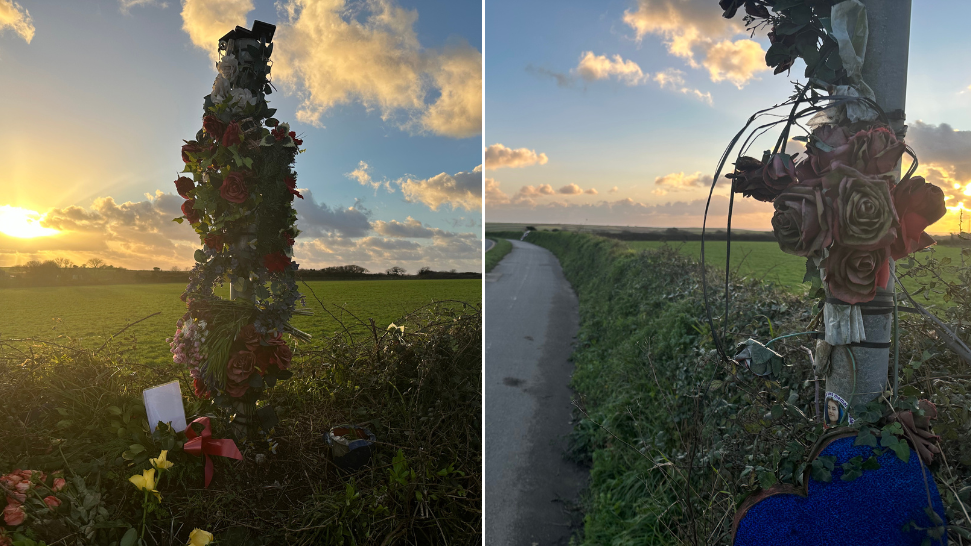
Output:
[
  {"xmin": 823, "ymin": 301, "xmax": 866, "ymax": 345},
  {"xmin": 824, "ymin": 262, "xmax": 895, "ymax": 412}
]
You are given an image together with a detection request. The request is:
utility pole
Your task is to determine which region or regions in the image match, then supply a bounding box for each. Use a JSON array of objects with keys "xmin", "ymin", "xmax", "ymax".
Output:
[{"xmin": 825, "ymin": 0, "xmax": 912, "ymax": 414}]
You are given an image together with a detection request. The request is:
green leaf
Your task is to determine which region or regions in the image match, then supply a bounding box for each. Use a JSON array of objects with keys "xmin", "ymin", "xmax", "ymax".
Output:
[
  {"xmin": 861, "ymin": 457, "xmax": 881, "ymax": 471},
  {"xmin": 128, "ymin": 444, "xmax": 145, "ymax": 454},
  {"xmin": 56, "ymin": 420, "xmax": 73, "ymax": 429},
  {"xmin": 120, "ymin": 528, "xmax": 138, "ymax": 546},
  {"xmin": 194, "ymin": 249, "xmax": 208, "ymax": 263},
  {"xmin": 770, "ymin": 404, "xmax": 784, "ymax": 420},
  {"xmin": 173, "ymin": 217, "xmax": 184, "ymax": 224},
  {"xmin": 107, "ymin": 406, "xmax": 122, "ymax": 416},
  {"xmin": 855, "ymin": 427, "xmax": 878, "ymax": 447}
]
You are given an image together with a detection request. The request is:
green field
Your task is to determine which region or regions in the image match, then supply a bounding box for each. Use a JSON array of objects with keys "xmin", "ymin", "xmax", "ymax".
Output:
[
  {"xmin": 0, "ymin": 279, "xmax": 481, "ymax": 366},
  {"xmin": 627, "ymin": 240, "xmax": 966, "ymax": 306},
  {"xmin": 485, "ymin": 237, "xmax": 513, "ymax": 272}
]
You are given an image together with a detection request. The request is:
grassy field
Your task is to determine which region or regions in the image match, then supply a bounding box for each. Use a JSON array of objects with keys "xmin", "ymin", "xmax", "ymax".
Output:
[
  {"xmin": 627, "ymin": 240, "xmax": 966, "ymax": 306},
  {"xmin": 0, "ymin": 279, "xmax": 481, "ymax": 366},
  {"xmin": 485, "ymin": 238, "xmax": 513, "ymax": 272}
]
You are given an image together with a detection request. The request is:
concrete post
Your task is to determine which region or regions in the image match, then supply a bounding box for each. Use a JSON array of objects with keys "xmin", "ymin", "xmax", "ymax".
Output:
[{"xmin": 825, "ymin": 0, "xmax": 911, "ymax": 414}]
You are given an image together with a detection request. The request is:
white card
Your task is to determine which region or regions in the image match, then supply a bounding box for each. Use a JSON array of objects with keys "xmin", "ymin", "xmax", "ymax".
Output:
[{"xmin": 143, "ymin": 381, "xmax": 187, "ymax": 433}]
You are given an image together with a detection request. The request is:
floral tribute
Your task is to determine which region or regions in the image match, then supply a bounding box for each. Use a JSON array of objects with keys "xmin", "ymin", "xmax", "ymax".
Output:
[
  {"xmin": 168, "ymin": 21, "xmax": 311, "ymax": 407},
  {"xmin": 1, "ymin": 469, "xmax": 67, "ymax": 531},
  {"xmin": 728, "ymin": 123, "xmax": 946, "ymax": 304}
]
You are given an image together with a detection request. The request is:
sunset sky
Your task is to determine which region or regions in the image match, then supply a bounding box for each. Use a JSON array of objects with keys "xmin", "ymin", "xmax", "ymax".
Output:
[
  {"xmin": 485, "ymin": 0, "xmax": 971, "ymax": 235},
  {"xmin": 0, "ymin": 0, "xmax": 481, "ymax": 272}
]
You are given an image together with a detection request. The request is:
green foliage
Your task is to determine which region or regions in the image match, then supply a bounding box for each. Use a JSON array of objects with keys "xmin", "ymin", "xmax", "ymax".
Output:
[
  {"xmin": 0, "ymin": 300, "xmax": 480, "ymax": 545},
  {"xmin": 484, "ymin": 237, "xmax": 513, "ymax": 272},
  {"xmin": 524, "ymin": 231, "xmax": 971, "ymax": 544}
]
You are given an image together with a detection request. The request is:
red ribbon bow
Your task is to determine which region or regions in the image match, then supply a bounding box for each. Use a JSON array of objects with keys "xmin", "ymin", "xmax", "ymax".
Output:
[{"xmin": 183, "ymin": 416, "xmax": 242, "ymax": 488}]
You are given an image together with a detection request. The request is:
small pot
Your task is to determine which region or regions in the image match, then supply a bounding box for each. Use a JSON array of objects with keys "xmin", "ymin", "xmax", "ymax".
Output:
[{"xmin": 325, "ymin": 425, "xmax": 375, "ymax": 471}]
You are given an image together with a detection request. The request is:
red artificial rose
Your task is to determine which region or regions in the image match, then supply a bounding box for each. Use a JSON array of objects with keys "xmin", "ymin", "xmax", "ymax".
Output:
[
  {"xmin": 729, "ymin": 154, "xmax": 797, "ymax": 202},
  {"xmin": 771, "ymin": 184, "xmax": 834, "ymax": 258},
  {"xmin": 225, "ymin": 380, "xmax": 249, "ymax": 398},
  {"xmin": 226, "ymin": 351, "xmax": 256, "ymax": 385},
  {"xmin": 3, "ymin": 502, "xmax": 25, "ymax": 526},
  {"xmin": 202, "ymin": 115, "xmax": 225, "ymax": 141},
  {"xmin": 285, "ymin": 232, "xmax": 296, "ymax": 247},
  {"xmin": 181, "ymin": 141, "xmax": 203, "ymax": 163},
  {"xmin": 43, "ymin": 496, "xmax": 61, "ymax": 509},
  {"xmin": 271, "ymin": 125, "xmax": 288, "ymax": 141},
  {"xmin": 822, "ymin": 243, "xmax": 891, "ymax": 304},
  {"xmin": 182, "ymin": 199, "xmax": 200, "ymax": 224},
  {"xmin": 289, "ymin": 131, "xmax": 303, "ymax": 146},
  {"xmin": 807, "ymin": 124, "xmax": 906, "ymax": 176},
  {"xmin": 219, "ymin": 171, "xmax": 249, "ymax": 203},
  {"xmin": 193, "ymin": 377, "xmax": 210, "ymax": 399},
  {"xmin": 236, "ymin": 324, "xmax": 262, "ymax": 351},
  {"xmin": 222, "ymin": 121, "xmax": 242, "ymax": 147},
  {"xmin": 285, "ymin": 176, "xmax": 303, "ymax": 200},
  {"xmin": 272, "ymin": 343, "xmax": 292, "ymax": 370},
  {"xmin": 890, "ymin": 176, "xmax": 947, "ymax": 260},
  {"xmin": 255, "ymin": 348, "xmax": 273, "ymax": 375},
  {"xmin": 204, "ymin": 232, "xmax": 224, "ymax": 251},
  {"xmin": 264, "ymin": 252, "xmax": 290, "ymax": 273},
  {"xmin": 175, "ymin": 176, "xmax": 194, "ymax": 198}
]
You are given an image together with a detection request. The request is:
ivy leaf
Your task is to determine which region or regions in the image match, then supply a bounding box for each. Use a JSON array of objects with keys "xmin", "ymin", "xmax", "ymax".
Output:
[
  {"xmin": 758, "ymin": 469, "xmax": 778, "ymax": 489},
  {"xmin": 861, "ymin": 457, "xmax": 881, "ymax": 471},
  {"xmin": 173, "ymin": 217, "xmax": 184, "ymax": 224},
  {"xmin": 854, "ymin": 427, "xmax": 878, "ymax": 447},
  {"xmin": 194, "ymin": 249, "xmax": 208, "ymax": 263}
]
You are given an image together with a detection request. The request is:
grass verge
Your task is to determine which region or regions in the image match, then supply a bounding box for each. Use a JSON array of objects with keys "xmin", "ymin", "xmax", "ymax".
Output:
[
  {"xmin": 524, "ymin": 230, "xmax": 971, "ymax": 545},
  {"xmin": 0, "ymin": 301, "xmax": 481, "ymax": 545},
  {"xmin": 484, "ymin": 238, "xmax": 513, "ymax": 273}
]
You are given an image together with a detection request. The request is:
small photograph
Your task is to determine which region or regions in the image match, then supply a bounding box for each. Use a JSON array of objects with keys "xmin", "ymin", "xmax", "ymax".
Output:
[{"xmin": 825, "ymin": 394, "xmax": 847, "ymax": 428}]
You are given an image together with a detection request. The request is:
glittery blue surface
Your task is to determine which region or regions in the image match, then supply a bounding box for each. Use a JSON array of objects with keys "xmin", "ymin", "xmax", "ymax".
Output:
[{"xmin": 734, "ymin": 436, "xmax": 947, "ymax": 546}]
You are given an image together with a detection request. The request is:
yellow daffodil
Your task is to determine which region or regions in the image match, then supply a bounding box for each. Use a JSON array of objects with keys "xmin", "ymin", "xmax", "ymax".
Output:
[
  {"xmin": 150, "ymin": 450, "xmax": 174, "ymax": 470},
  {"xmin": 129, "ymin": 468, "xmax": 161, "ymax": 502},
  {"xmin": 188, "ymin": 528, "xmax": 214, "ymax": 546}
]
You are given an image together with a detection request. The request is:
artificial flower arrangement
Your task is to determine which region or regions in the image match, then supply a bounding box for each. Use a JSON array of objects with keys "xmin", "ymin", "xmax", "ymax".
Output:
[
  {"xmin": 727, "ymin": 122, "xmax": 946, "ymax": 304},
  {"xmin": 168, "ymin": 22, "xmax": 311, "ymax": 409},
  {"xmin": 1, "ymin": 470, "xmax": 67, "ymax": 529}
]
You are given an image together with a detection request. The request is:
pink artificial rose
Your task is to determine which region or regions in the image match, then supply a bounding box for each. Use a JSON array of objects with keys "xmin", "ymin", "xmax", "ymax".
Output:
[
  {"xmin": 225, "ymin": 380, "xmax": 250, "ymax": 398},
  {"xmin": 226, "ymin": 351, "xmax": 256, "ymax": 384},
  {"xmin": 51, "ymin": 478, "xmax": 66, "ymax": 492},
  {"xmin": 890, "ymin": 176, "xmax": 947, "ymax": 260},
  {"xmin": 3, "ymin": 502, "xmax": 25, "ymax": 526},
  {"xmin": 771, "ymin": 184, "xmax": 834, "ymax": 259},
  {"xmin": 43, "ymin": 496, "xmax": 61, "ymax": 509},
  {"xmin": 822, "ymin": 243, "xmax": 891, "ymax": 304}
]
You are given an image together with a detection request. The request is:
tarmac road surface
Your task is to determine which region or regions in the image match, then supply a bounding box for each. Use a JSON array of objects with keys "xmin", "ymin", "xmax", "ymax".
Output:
[
  {"xmin": 485, "ymin": 238, "xmax": 495, "ymax": 252},
  {"xmin": 484, "ymin": 239, "xmax": 586, "ymax": 546}
]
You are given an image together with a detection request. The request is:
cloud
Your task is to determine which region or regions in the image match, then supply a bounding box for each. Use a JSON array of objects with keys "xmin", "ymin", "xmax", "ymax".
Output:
[
  {"xmin": 585, "ymin": 188, "xmax": 598, "ymax": 195},
  {"xmin": 0, "ymin": 0, "xmax": 34, "ymax": 43},
  {"xmin": 345, "ymin": 160, "xmax": 392, "ymax": 192},
  {"xmin": 293, "ymin": 190, "xmax": 373, "ymax": 238},
  {"xmin": 558, "ymin": 183, "xmax": 583, "ymax": 195},
  {"xmin": 486, "ymin": 194, "xmax": 775, "ymax": 230},
  {"xmin": 420, "ymin": 42, "xmax": 482, "ymax": 138},
  {"xmin": 623, "ymin": 0, "xmax": 767, "ymax": 87},
  {"xmin": 653, "ymin": 68, "xmax": 713, "ymax": 104},
  {"xmin": 119, "ymin": 0, "xmax": 168, "ymax": 13},
  {"xmin": 703, "ymin": 39, "xmax": 769, "ymax": 88},
  {"xmin": 575, "ymin": 51, "xmax": 647, "ymax": 85},
  {"xmin": 484, "ymin": 144, "xmax": 549, "ymax": 170},
  {"xmin": 267, "ymin": 0, "xmax": 480, "ymax": 138},
  {"xmin": 530, "ymin": 61, "xmax": 711, "ymax": 104},
  {"xmin": 907, "ymin": 121, "xmax": 971, "ymax": 182},
  {"xmin": 297, "ymin": 232, "xmax": 480, "ymax": 272},
  {"xmin": 514, "ymin": 184, "xmax": 555, "ymax": 201},
  {"xmin": 525, "ymin": 65, "xmax": 574, "ymax": 88},
  {"xmin": 398, "ymin": 165, "xmax": 482, "ymax": 211},
  {"xmin": 485, "ymin": 178, "xmax": 511, "ymax": 206},
  {"xmin": 609, "ymin": 186, "xmax": 619, "ymax": 193},
  {"xmin": 180, "ymin": 0, "xmax": 254, "ymax": 62},
  {"xmin": 654, "ymin": 171, "xmax": 707, "ymax": 190},
  {"xmin": 3, "ymin": 191, "xmax": 478, "ymax": 272}
]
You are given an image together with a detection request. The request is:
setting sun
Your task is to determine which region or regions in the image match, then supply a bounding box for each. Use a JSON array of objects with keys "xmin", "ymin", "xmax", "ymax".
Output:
[{"xmin": 0, "ymin": 205, "xmax": 59, "ymax": 238}]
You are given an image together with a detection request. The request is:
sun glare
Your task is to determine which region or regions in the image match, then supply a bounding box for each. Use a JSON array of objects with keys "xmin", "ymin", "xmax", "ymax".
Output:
[{"xmin": 0, "ymin": 206, "xmax": 59, "ymax": 238}]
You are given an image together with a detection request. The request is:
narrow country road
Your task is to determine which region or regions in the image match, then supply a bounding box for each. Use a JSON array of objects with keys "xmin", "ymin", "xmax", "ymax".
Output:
[
  {"xmin": 485, "ymin": 238, "xmax": 495, "ymax": 252},
  {"xmin": 484, "ymin": 239, "xmax": 586, "ymax": 546}
]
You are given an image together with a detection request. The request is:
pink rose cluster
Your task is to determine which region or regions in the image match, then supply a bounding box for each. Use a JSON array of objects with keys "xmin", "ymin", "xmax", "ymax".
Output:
[
  {"xmin": 1, "ymin": 469, "xmax": 66, "ymax": 528},
  {"xmin": 223, "ymin": 324, "xmax": 293, "ymax": 398},
  {"xmin": 728, "ymin": 124, "xmax": 947, "ymax": 304}
]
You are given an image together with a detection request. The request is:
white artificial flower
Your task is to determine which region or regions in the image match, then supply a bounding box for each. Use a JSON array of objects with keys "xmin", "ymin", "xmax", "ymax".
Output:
[
  {"xmin": 217, "ymin": 54, "xmax": 238, "ymax": 82},
  {"xmin": 212, "ymin": 75, "xmax": 231, "ymax": 103},
  {"xmin": 228, "ymin": 88, "xmax": 257, "ymax": 112}
]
